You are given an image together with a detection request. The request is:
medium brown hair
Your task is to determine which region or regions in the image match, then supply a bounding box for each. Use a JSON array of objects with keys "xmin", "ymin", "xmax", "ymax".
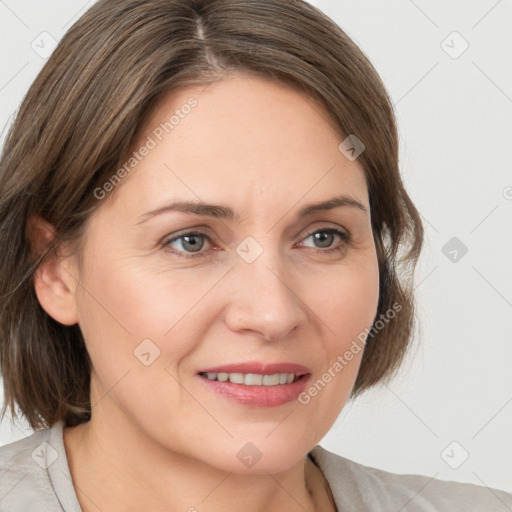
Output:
[{"xmin": 0, "ymin": 0, "xmax": 423, "ymax": 430}]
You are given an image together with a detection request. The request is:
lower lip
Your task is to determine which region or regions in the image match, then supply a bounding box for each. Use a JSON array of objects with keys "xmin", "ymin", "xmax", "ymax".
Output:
[{"xmin": 197, "ymin": 374, "xmax": 311, "ymax": 407}]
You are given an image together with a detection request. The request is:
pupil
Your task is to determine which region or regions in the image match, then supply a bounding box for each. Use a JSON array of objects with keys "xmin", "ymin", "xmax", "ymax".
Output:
[
  {"xmin": 315, "ymin": 231, "xmax": 332, "ymax": 248},
  {"xmin": 183, "ymin": 235, "xmax": 203, "ymax": 252}
]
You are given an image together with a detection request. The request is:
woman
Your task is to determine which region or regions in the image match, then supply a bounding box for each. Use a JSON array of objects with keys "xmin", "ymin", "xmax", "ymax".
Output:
[{"xmin": 0, "ymin": 1, "xmax": 510, "ymax": 511}]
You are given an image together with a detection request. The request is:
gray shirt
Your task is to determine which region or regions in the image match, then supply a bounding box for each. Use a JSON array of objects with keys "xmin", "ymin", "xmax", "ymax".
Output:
[{"xmin": 1, "ymin": 421, "xmax": 511, "ymax": 511}]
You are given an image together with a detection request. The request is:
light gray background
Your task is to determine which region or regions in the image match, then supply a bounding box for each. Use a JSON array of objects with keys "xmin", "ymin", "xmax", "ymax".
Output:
[{"xmin": 1, "ymin": 0, "xmax": 511, "ymax": 493}]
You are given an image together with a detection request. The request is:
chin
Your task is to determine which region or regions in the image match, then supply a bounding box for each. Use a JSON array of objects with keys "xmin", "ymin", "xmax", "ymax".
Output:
[{"xmin": 196, "ymin": 433, "xmax": 316, "ymax": 476}]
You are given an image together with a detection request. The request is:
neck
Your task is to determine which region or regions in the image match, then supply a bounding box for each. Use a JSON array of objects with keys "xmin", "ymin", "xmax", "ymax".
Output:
[{"xmin": 63, "ymin": 412, "xmax": 331, "ymax": 512}]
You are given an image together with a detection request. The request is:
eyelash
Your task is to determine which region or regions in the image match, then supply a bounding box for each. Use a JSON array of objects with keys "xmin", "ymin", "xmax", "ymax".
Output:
[{"xmin": 161, "ymin": 227, "xmax": 351, "ymax": 260}]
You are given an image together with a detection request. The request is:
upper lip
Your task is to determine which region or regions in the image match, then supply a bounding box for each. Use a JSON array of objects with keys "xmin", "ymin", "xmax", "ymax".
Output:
[{"xmin": 197, "ymin": 362, "xmax": 311, "ymax": 376}]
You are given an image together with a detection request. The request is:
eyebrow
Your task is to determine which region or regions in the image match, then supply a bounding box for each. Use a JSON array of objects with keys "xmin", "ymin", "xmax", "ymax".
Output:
[{"xmin": 135, "ymin": 194, "xmax": 368, "ymax": 225}]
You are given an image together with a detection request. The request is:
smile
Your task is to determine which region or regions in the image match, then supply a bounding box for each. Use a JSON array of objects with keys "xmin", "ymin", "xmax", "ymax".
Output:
[{"xmin": 199, "ymin": 372, "xmax": 298, "ymax": 386}]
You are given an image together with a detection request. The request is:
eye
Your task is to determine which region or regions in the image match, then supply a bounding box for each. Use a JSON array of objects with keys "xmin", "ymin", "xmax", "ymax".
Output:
[
  {"xmin": 162, "ymin": 231, "xmax": 212, "ymax": 258},
  {"xmin": 299, "ymin": 228, "xmax": 350, "ymax": 253},
  {"xmin": 161, "ymin": 227, "xmax": 350, "ymax": 259}
]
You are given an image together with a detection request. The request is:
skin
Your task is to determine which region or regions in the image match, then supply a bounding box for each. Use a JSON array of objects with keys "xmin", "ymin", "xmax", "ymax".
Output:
[{"xmin": 32, "ymin": 74, "xmax": 380, "ymax": 512}]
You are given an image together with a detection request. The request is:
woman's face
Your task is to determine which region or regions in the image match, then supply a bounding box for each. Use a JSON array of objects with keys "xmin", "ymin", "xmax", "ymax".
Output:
[{"xmin": 68, "ymin": 74, "xmax": 379, "ymax": 473}]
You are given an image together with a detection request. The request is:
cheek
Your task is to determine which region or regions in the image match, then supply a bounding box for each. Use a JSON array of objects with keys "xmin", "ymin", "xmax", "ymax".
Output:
[
  {"xmin": 74, "ymin": 256, "xmax": 200, "ymax": 428},
  {"xmin": 296, "ymin": 256, "xmax": 379, "ymax": 433},
  {"xmin": 314, "ymin": 255, "xmax": 380, "ymax": 350},
  {"xmin": 75, "ymin": 251, "xmax": 229, "ymax": 386},
  {"xmin": 77, "ymin": 251, "xmax": 204, "ymax": 340}
]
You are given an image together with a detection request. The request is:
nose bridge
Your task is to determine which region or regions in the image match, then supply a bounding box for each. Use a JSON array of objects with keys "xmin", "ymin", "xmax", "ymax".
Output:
[{"xmin": 226, "ymin": 234, "xmax": 307, "ymax": 340}]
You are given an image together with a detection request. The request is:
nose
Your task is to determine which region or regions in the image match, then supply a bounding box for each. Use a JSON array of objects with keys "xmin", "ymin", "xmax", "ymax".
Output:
[{"xmin": 224, "ymin": 248, "xmax": 308, "ymax": 342}]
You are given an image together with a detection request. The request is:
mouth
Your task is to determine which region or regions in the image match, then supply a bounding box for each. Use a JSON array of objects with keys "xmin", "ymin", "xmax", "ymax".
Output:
[
  {"xmin": 196, "ymin": 362, "xmax": 311, "ymax": 407},
  {"xmin": 198, "ymin": 371, "xmax": 304, "ymax": 386}
]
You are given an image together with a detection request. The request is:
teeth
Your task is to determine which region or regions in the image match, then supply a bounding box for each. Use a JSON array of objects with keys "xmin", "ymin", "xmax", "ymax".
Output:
[
  {"xmin": 245, "ymin": 374, "xmax": 263, "ymax": 385},
  {"xmin": 229, "ymin": 372, "xmax": 245, "ymax": 384},
  {"xmin": 201, "ymin": 372, "xmax": 298, "ymax": 386},
  {"xmin": 262, "ymin": 374, "xmax": 279, "ymax": 386}
]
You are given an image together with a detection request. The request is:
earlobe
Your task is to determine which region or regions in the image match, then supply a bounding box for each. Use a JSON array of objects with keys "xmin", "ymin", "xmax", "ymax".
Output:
[{"xmin": 28, "ymin": 214, "xmax": 80, "ymax": 326}]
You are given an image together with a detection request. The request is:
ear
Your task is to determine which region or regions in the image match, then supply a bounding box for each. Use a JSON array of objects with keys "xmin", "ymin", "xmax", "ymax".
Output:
[{"xmin": 27, "ymin": 214, "xmax": 80, "ymax": 326}]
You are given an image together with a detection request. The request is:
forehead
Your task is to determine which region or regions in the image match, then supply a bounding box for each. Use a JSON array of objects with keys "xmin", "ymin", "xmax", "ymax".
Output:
[{"xmin": 100, "ymin": 75, "xmax": 368, "ymax": 222}]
